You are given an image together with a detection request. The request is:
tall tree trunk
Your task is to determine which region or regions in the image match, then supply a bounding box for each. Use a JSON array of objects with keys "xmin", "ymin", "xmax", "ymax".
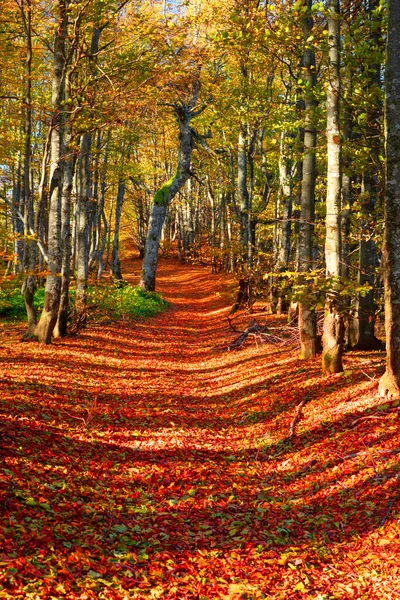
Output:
[
  {"xmin": 110, "ymin": 178, "xmax": 125, "ymax": 282},
  {"xmin": 90, "ymin": 130, "xmax": 109, "ymax": 270},
  {"xmin": 206, "ymin": 176, "xmax": 217, "ymax": 273},
  {"xmin": 54, "ymin": 111, "xmax": 74, "ymax": 338},
  {"xmin": 350, "ymin": 0, "xmax": 383, "ymax": 350},
  {"xmin": 74, "ymin": 132, "xmax": 91, "ymax": 323},
  {"xmin": 322, "ymin": 0, "xmax": 344, "ymax": 374},
  {"xmin": 139, "ymin": 80, "xmax": 202, "ymax": 292},
  {"xmin": 276, "ymin": 133, "xmax": 293, "ymax": 314},
  {"xmin": 12, "ymin": 155, "xmax": 23, "ymax": 272},
  {"xmin": 238, "ymin": 126, "xmax": 250, "ymax": 264},
  {"xmin": 36, "ymin": 130, "xmax": 51, "ymax": 284},
  {"xmin": 20, "ymin": 0, "xmax": 37, "ymax": 338},
  {"xmin": 277, "ymin": 132, "xmax": 293, "ymax": 271},
  {"xmin": 298, "ymin": 0, "xmax": 317, "ymax": 359},
  {"xmin": 73, "ymin": 26, "xmax": 100, "ymax": 324},
  {"xmin": 378, "ymin": 0, "xmax": 400, "ymax": 397},
  {"xmin": 34, "ymin": 0, "xmax": 67, "ymax": 344},
  {"xmin": 96, "ymin": 133, "xmax": 110, "ymax": 277}
]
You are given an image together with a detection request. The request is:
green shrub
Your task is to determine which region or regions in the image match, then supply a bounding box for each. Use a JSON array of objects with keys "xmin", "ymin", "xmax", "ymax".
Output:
[
  {"xmin": 0, "ymin": 282, "xmax": 45, "ymax": 321},
  {"xmin": 87, "ymin": 285, "xmax": 168, "ymax": 320},
  {"xmin": 0, "ymin": 281, "xmax": 167, "ymax": 323}
]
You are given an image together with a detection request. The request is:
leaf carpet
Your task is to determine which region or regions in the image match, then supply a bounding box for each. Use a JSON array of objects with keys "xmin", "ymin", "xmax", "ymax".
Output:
[{"xmin": 1, "ymin": 258, "xmax": 400, "ymax": 599}]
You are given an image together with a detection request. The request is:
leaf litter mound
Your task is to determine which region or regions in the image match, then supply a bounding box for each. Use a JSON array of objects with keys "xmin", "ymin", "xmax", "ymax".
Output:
[{"xmin": 0, "ymin": 256, "xmax": 399, "ymax": 599}]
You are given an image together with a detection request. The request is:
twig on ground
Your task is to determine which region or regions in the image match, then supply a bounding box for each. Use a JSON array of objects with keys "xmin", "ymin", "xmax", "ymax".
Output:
[
  {"xmin": 227, "ymin": 315, "xmax": 241, "ymax": 333},
  {"xmin": 360, "ymin": 369, "xmax": 377, "ymax": 381},
  {"xmin": 227, "ymin": 318, "xmax": 298, "ymax": 350},
  {"xmin": 343, "ymin": 448, "xmax": 400, "ymax": 461},
  {"xmin": 61, "ymin": 396, "xmax": 98, "ymax": 428},
  {"xmin": 287, "ymin": 399, "xmax": 308, "ymax": 441},
  {"xmin": 352, "ymin": 407, "xmax": 400, "ymax": 427}
]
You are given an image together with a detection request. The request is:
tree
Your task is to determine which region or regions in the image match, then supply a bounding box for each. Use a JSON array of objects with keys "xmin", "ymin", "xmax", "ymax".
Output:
[
  {"xmin": 322, "ymin": 0, "xmax": 344, "ymax": 374},
  {"xmin": 139, "ymin": 77, "xmax": 203, "ymax": 292},
  {"xmin": 34, "ymin": 0, "xmax": 68, "ymax": 343},
  {"xmin": 297, "ymin": 0, "xmax": 318, "ymax": 359},
  {"xmin": 378, "ymin": 0, "xmax": 400, "ymax": 397}
]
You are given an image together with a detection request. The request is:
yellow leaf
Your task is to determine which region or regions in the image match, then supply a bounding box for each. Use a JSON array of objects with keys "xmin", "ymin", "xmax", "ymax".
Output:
[{"xmin": 293, "ymin": 581, "xmax": 306, "ymax": 592}]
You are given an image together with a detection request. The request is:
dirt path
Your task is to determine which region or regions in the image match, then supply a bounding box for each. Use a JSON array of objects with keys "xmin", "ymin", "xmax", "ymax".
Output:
[{"xmin": 0, "ymin": 257, "xmax": 399, "ymax": 599}]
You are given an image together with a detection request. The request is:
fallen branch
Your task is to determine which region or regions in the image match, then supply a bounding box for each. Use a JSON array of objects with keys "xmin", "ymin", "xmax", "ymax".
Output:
[
  {"xmin": 360, "ymin": 369, "xmax": 377, "ymax": 381},
  {"xmin": 61, "ymin": 396, "xmax": 98, "ymax": 428},
  {"xmin": 287, "ymin": 399, "xmax": 308, "ymax": 441},
  {"xmin": 342, "ymin": 448, "xmax": 400, "ymax": 460},
  {"xmin": 352, "ymin": 407, "xmax": 400, "ymax": 427},
  {"xmin": 227, "ymin": 315, "xmax": 241, "ymax": 333},
  {"xmin": 227, "ymin": 318, "xmax": 297, "ymax": 350},
  {"xmin": 228, "ymin": 319, "xmax": 264, "ymax": 349}
]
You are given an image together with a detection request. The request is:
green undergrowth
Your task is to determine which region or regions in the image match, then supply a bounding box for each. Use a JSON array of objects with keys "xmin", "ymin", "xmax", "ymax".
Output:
[
  {"xmin": 0, "ymin": 281, "xmax": 168, "ymax": 323},
  {"xmin": 87, "ymin": 284, "xmax": 168, "ymax": 320}
]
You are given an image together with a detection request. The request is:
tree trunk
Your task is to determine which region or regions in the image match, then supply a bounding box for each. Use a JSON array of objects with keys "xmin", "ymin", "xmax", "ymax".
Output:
[
  {"xmin": 350, "ymin": 176, "xmax": 382, "ymax": 349},
  {"xmin": 298, "ymin": 0, "xmax": 317, "ymax": 359},
  {"xmin": 110, "ymin": 178, "xmax": 125, "ymax": 282},
  {"xmin": 207, "ymin": 176, "xmax": 217, "ymax": 273},
  {"xmin": 378, "ymin": 0, "xmax": 400, "ymax": 397},
  {"xmin": 322, "ymin": 0, "xmax": 344, "ymax": 374},
  {"xmin": 139, "ymin": 80, "xmax": 201, "ymax": 292},
  {"xmin": 350, "ymin": 1, "xmax": 383, "ymax": 351},
  {"xmin": 74, "ymin": 132, "xmax": 91, "ymax": 322},
  {"xmin": 238, "ymin": 126, "xmax": 250, "ymax": 262},
  {"xmin": 90, "ymin": 130, "xmax": 109, "ymax": 271},
  {"xmin": 34, "ymin": 0, "xmax": 67, "ymax": 344},
  {"xmin": 12, "ymin": 158, "xmax": 23, "ymax": 273},
  {"xmin": 20, "ymin": 0, "xmax": 37, "ymax": 339},
  {"xmin": 36, "ymin": 130, "xmax": 51, "ymax": 285},
  {"xmin": 54, "ymin": 116, "xmax": 74, "ymax": 338},
  {"xmin": 277, "ymin": 133, "xmax": 293, "ymax": 272}
]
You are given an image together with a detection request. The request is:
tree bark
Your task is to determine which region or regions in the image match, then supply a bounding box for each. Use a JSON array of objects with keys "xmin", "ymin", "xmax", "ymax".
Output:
[
  {"xmin": 350, "ymin": 0, "xmax": 383, "ymax": 351},
  {"xmin": 322, "ymin": 0, "xmax": 344, "ymax": 374},
  {"xmin": 379, "ymin": 0, "xmax": 400, "ymax": 397},
  {"xmin": 20, "ymin": 0, "xmax": 37, "ymax": 338},
  {"xmin": 139, "ymin": 80, "xmax": 202, "ymax": 292},
  {"xmin": 277, "ymin": 132, "xmax": 293, "ymax": 271},
  {"xmin": 74, "ymin": 132, "xmax": 91, "ymax": 322},
  {"xmin": 34, "ymin": 0, "xmax": 67, "ymax": 343},
  {"xmin": 238, "ymin": 126, "xmax": 250, "ymax": 259},
  {"xmin": 54, "ymin": 114, "xmax": 74, "ymax": 338},
  {"xmin": 298, "ymin": 0, "xmax": 317, "ymax": 359},
  {"xmin": 110, "ymin": 177, "xmax": 125, "ymax": 282},
  {"xmin": 12, "ymin": 158, "xmax": 24, "ymax": 273}
]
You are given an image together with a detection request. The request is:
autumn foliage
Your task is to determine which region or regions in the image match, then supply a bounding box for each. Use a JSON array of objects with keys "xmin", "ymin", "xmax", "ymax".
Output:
[{"xmin": 1, "ymin": 256, "xmax": 399, "ymax": 599}]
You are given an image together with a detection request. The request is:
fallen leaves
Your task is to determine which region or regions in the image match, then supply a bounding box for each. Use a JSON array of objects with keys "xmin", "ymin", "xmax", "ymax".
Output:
[{"xmin": 0, "ymin": 257, "xmax": 399, "ymax": 598}]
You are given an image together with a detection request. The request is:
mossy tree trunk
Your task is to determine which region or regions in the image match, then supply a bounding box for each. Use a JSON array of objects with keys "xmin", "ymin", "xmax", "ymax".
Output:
[
  {"xmin": 139, "ymin": 79, "xmax": 203, "ymax": 292},
  {"xmin": 378, "ymin": 0, "xmax": 400, "ymax": 398}
]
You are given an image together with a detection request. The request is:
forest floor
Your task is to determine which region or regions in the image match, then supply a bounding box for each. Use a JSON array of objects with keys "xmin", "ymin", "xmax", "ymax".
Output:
[{"xmin": 1, "ymin": 255, "xmax": 400, "ymax": 599}]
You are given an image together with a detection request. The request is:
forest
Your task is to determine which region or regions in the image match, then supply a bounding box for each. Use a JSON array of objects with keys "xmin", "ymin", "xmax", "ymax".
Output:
[{"xmin": 1, "ymin": 0, "xmax": 400, "ymax": 598}]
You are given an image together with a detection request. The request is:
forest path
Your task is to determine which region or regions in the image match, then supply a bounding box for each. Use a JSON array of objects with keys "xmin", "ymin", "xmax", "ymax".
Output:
[{"xmin": 1, "ymin": 256, "xmax": 398, "ymax": 599}]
